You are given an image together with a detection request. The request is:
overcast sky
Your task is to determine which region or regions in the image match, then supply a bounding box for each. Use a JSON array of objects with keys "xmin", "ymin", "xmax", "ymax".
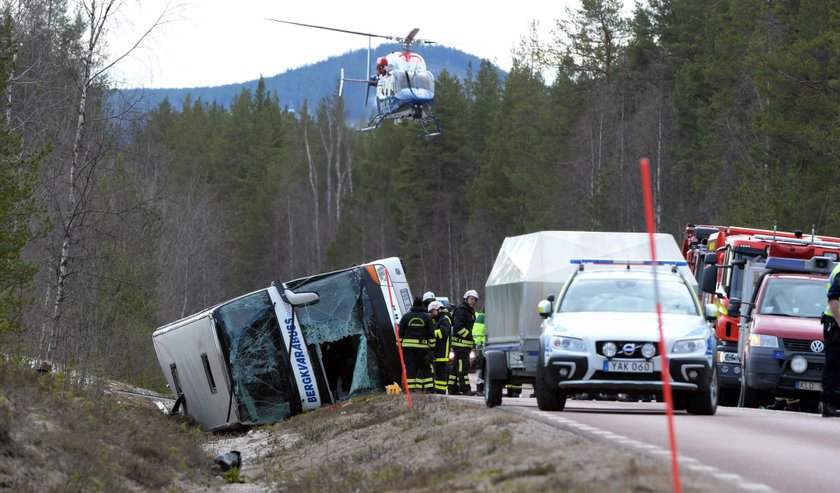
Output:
[{"xmin": 108, "ymin": 0, "xmax": 586, "ymax": 89}]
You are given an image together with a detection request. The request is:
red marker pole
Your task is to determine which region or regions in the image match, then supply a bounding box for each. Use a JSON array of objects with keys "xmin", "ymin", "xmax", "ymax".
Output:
[
  {"xmin": 640, "ymin": 158, "xmax": 681, "ymax": 493},
  {"xmin": 383, "ymin": 269, "xmax": 413, "ymax": 409}
]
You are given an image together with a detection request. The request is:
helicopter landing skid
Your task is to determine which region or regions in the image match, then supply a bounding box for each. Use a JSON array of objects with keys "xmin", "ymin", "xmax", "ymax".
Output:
[
  {"xmin": 418, "ymin": 114, "xmax": 442, "ymax": 137},
  {"xmin": 359, "ymin": 111, "xmax": 441, "ymax": 137}
]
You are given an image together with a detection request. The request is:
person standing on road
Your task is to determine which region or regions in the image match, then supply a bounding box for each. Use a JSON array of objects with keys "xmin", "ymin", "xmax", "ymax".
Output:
[
  {"xmin": 428, "ymin": 301, "xmax": 452, "ymax": 394},
  {"xmin": 473, "ymin": 309, "xmax": 486, "ymax": 393},
  {"xmin": 822, "ymin": 263, "xmax": 840, "ymax": 417},
  {"xmin": 399, "ymin": 297, "xmax": 435, "ymax": 392},
  {"xmin": 449, "ymin": 290, "xmax": 478, "ymax": 395}
]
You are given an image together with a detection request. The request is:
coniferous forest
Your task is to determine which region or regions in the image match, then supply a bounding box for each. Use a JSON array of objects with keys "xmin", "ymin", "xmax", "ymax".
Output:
[{"xmin": 2, "ymin": 0, "xmax": 840, "ymax": 387}]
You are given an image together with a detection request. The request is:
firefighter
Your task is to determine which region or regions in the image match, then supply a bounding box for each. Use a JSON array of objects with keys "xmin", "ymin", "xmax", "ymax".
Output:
[
  {"xmin": 399, "ymin": 296, "xmax": 435, "ymax": 392},
  {"xmin": 473, "ymin": 310, "xmax": 486, "ymax": 392},
  {"xmin": 821, "ymin": 262, "xmax": 840, "ymax": 417},
  {"xmin": 422, "ymin": 291, "xmax": 436, "ymax": 309},
  {"xmin": 449, "ymin": 289, "xmax": 478, "ymax": 395},
  {"xmin": 428, "ymin": 301, "xmax": 452, "ymax": 394}
]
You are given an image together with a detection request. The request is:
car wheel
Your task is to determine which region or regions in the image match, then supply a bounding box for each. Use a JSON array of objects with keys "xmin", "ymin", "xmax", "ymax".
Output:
[
  {"xmin": 717, "ymin": 388, "xmax": 739, "ymax": 407},
  {"xmin": 686, "ymin": 365, "xmax": 718, "ymax": 415},
  {"xmin": 484, "ymin": 379, "xmax": 502, "ymax": 407},
  {"xmin": 738, "ymin": 378, "xmax": 766, "ymax": 408},
  {"xmin": 535, "ymin": 353, "xmax": 566, "ymax": 411},
  {"xmin": 671, "ymin": 393, "xmax": 687, "ymax": 411}
]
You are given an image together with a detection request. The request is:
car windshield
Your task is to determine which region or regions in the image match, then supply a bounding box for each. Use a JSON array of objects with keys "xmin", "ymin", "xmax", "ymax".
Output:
[
  {"xmin": 558, "ymin": 277, "xmax": 699, "ymax": 315},
  {"xmin": 757, "ymin": 277, "xmax": 825, "ymax": 318}
]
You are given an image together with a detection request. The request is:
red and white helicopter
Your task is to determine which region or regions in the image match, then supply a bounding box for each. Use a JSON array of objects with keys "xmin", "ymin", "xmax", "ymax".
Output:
[{"xmin": 267, "ymin": 19, "xmax": 442, "ymax": 137}]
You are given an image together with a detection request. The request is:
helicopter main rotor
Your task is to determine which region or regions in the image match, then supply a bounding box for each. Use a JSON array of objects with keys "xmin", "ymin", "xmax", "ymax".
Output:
[{"xmin": 266, "ymin": 18, "xmax": 434, "ymax": 51}]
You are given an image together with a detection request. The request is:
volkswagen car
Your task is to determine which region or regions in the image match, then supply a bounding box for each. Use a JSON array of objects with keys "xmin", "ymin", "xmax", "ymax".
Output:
[{"xmin": 535, "ymin": 260, "xmax": 719, "ymax": 415}]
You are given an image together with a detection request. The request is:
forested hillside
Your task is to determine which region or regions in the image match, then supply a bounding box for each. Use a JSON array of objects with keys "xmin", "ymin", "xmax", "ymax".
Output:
[
  {"xmin": 2, "ymin": 0, "xmax": 839, "ymax": 387},
  {"xmin": 121, "ymin": 44, "xmax": 490, "ymax": 124}
]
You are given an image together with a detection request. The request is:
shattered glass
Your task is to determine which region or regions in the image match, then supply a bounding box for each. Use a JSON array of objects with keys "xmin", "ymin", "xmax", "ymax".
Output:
[
  {"xmin": 215, "ymin": 290, "xmax": 294, "ymax": 424},
  {"xmin": 293, "ymin": 269, "xmax": 385, "ymax": 395}
]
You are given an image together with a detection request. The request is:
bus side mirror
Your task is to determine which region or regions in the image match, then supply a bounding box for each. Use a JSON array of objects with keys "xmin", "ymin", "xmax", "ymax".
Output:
[{"xmin": 283, "ymin": 289, "xmax": 320, "ymax": 306}]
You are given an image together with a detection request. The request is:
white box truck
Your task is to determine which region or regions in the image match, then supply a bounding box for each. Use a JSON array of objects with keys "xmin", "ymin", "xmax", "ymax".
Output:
[
  {"xmin": 482, "ymin": 231, "xmax": 696, "ymax": 407},
  {"xmin": 152, "ymin": 257, "xmax": 412, "ymax": 431}
]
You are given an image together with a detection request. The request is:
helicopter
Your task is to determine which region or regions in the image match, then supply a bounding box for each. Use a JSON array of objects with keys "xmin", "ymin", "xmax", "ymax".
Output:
[{"xmin": 267, "ymin": 19, "xmax": 442, "ymax": 137}]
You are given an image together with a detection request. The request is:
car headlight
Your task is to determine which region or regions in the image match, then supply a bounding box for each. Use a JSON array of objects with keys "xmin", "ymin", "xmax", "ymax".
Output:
[
  {"xmin": 550, "ymin": 336, "xmax": 586, "ymax": 352},
  {"xmin": 672, "ymin": 338, "xmax": 706, "ymax": 355},
  {"xmin": 602, "ymin": 342, "xmax": 617, "ymax": 357},
  {"xmin": 641, "ymin": 342, "xmax": 656, "ymax": 359},
  {"xmin": 748, "ymin": 334, "xmax": 780, "ymax": 348}
]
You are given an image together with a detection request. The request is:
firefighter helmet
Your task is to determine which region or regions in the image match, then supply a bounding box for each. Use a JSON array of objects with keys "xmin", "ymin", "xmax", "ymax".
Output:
[
  {"xmin": 422, "ymin": 291, "xmax": 436, "ymax": 302},
  {"xmin": 463, "ymin": 289, "xmax": 479, "ymax": 300}
]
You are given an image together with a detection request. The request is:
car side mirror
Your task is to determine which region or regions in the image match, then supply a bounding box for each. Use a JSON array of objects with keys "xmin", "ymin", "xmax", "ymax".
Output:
[
  {"xmin": 538, "ymin": 300, "xmax": 552, "ymax": 319},
  {"xmin": 704, "ymin": 303, "xmax": 718, "ymax": 322}
]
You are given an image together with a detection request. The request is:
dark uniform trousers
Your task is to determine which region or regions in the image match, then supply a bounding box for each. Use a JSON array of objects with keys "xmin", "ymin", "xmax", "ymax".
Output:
[
  {"xmin": 402, "ymin": 340, "xmax": 433, "ymax": 391},
  {"xmin": 822, "ymin": 317, "xmax": 840, "ymax": 404},
  {"xmin": 448, "ymin": 347, "xmax": 472, "ymax": 394}
]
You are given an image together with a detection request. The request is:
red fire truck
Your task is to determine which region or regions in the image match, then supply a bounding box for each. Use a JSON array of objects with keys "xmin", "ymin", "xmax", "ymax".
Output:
[{"xmin": 691, "ymin": 225, "xmax": 840, "ymax": 405}]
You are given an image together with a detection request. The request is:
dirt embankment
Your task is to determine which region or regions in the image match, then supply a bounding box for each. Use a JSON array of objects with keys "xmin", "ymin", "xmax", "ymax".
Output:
[
  {"xmin": 202, "ymin": 393, "xmax": 725, "ymax": 493},
  {"xmin": 0, "ymin": 360, "xmax": 725, "ymax": 492}
]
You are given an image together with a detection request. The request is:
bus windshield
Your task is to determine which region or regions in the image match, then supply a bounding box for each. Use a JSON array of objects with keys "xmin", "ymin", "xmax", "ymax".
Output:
[{"xmin": 215, "ymin": 290, "xmax": 295, "ymax": 424}]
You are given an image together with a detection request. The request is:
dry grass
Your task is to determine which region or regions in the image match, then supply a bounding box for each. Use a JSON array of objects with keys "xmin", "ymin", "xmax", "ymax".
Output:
[
  {"xmin": 0, "ymin": 360, "xmax": 212, "ymax": 492},
  {"xmin": 212, "ymin": 393, "xmax": 725, "ymax": 493},
  {"xmin": 0, "ymin": 363, "xmax": 731, "ymax": 493}
]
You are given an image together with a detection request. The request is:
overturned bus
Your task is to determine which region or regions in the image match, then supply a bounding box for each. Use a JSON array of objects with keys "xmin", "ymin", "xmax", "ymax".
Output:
[{"xmin": 152, "ymin": 257, "xmax": 412, "ymax": 431}]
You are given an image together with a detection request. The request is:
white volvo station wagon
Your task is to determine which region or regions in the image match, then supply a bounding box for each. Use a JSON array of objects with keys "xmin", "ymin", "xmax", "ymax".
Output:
[{"xmin": 535, "ymin": 259, "xmax": 719, "ymax": 415}]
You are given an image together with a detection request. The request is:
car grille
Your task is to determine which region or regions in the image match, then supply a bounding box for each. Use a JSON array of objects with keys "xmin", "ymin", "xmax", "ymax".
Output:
[
  {"xmin": 591, "ymin": 371, "xmax": 661, "ymax": 381},
  {"xmin": 782, "ymin": 338, "xmax": 823, "ymax": 353},
  {"xmin": 596, "ymin": 341, "xmax": 659, "ymax": 358}
]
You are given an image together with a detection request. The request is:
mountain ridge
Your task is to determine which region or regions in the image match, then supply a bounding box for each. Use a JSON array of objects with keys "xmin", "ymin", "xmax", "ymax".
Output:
[{"xmin": 119, "ymin": 44, "xmax": 504, "ymax": 123}]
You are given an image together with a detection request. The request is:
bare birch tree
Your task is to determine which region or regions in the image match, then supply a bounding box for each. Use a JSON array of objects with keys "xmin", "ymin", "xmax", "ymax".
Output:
[{"xmin": 21, "ymin": 0, "xmax": 169, "ymax": 366}]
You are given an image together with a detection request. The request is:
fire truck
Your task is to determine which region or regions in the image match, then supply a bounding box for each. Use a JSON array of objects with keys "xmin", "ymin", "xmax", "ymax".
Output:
[
  {"xmin": 681, "ymin": 224, "xmax": 723, "ymax": 286},
  {"xmin": 695, "ymin": 225, "xmax": 840, "ymax": 405}
]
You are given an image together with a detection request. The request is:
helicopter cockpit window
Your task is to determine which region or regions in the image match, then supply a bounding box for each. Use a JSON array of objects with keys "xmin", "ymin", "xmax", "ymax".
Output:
[{"xmin": 393, "ymin": 70, "xmax": 435, "ymax": 93}]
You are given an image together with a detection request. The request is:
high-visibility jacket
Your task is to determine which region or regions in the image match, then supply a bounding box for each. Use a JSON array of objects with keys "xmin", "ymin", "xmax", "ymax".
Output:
[
  {"xmin": 398, "ymin": 307, "xmax": 434, "ymax": 349},
  {"xmin": 450, "ymin": 301, "xmax": 475, "ymax": 349},
  {"xmin": 472, "ymin": 311, "xmax": 486, "ymax": 348},
  {"xmin": 432, "ymin": 313, "xmax": 452, "ymax": 362},
  {"xmin": 825, "ymin": 263, "xmax": 840, "ymax": 318}
]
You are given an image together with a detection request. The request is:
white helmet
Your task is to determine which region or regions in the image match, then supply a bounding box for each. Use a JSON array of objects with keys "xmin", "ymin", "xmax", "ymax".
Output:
[
  {"xmin": 422, "ymin": 291, "xmax": 436, "ymax": 302},
  {"xmin": 463, "ymin": 289, "xmax": 479, "ymax": 300},
  {"xmin": 428, "ymin": 301, "xmax": 442, "ymax": 312}
]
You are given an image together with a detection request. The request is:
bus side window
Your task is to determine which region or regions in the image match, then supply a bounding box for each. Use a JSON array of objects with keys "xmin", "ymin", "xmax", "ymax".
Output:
[
  {"xmin": 201, "ymin": 353, "xmax": 217, "ymax": 394},
  {"xmin": 170, "ymin": 363, "xmax": 183, "ymax": 396}
]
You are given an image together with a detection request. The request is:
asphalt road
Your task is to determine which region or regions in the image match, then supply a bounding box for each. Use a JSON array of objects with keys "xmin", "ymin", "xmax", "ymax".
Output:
[{"xmin": 464, "ymin": 391, "xmax": 840, "ymax": 493}]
